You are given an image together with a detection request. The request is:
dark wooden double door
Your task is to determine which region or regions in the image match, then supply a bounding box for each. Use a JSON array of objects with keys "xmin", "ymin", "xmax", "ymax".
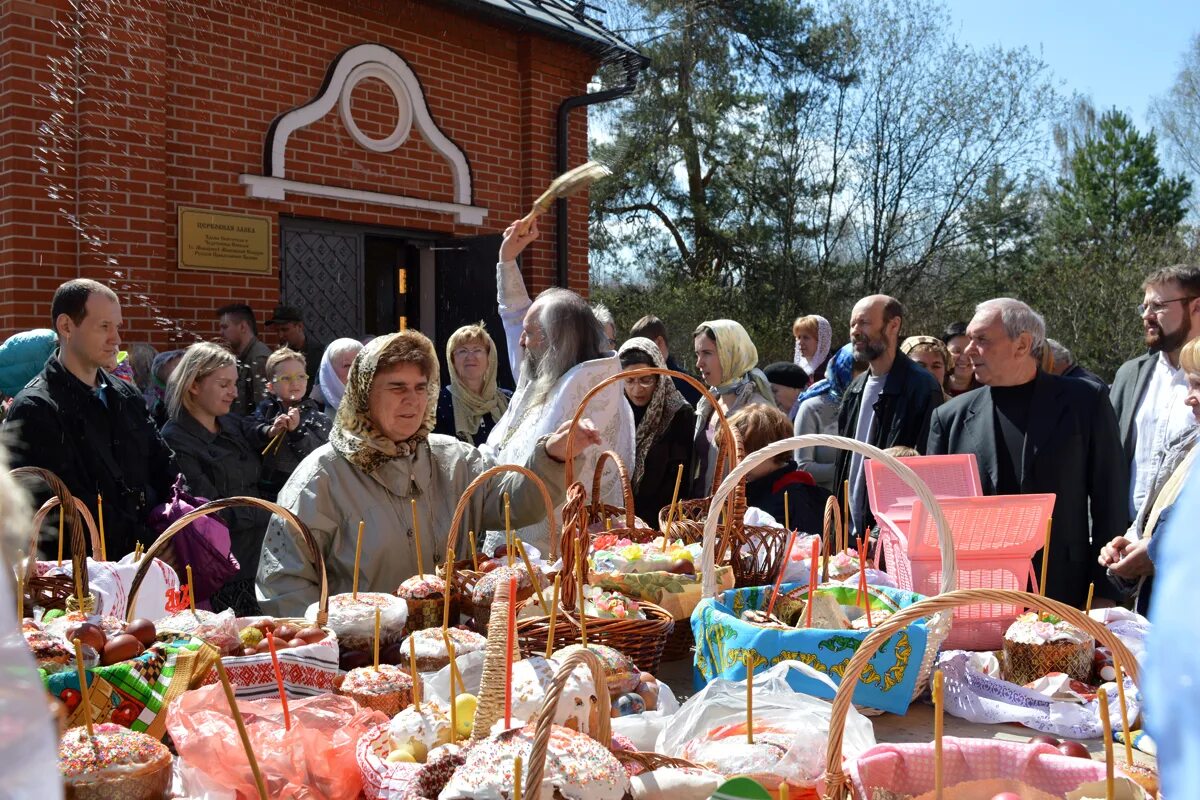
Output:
[{"xmin": 279, "ymin": 217, "xmax": 512, "ymax": 388}]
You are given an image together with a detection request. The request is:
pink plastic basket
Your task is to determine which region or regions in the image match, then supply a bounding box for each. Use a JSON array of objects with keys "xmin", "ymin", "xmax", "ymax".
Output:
[
  {"xmin": 866, "ymin": 454, "xmax": 982, "ymax": 537},
  {"xmin": 850, "ymin": 737, "xmax": 1134, "ymax": 799},
  {"xmin": 877, "ymin": 494, "xmax": 1055, "ymax": 650}
]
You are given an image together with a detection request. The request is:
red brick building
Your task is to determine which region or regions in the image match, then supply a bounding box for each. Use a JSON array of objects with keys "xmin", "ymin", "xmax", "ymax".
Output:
[{"xmin": 0, "ymin": 0, "xmax": 641, "ymax": 379}]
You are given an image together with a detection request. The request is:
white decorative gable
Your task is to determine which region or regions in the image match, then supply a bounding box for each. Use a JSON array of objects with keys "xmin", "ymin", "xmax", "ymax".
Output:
[{"xmin": 239, "ymin": 43, "xmax": 486, "ymax": 225}]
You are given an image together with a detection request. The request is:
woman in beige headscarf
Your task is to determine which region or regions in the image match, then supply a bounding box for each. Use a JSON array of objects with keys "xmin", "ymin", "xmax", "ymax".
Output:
[
  {"xmin": 690, "ymin": 319, "xmax": 774, "ymax": 496},
  {"xmin": 434, "ymin": 323, "xmax": 511, "ymax": 446},
  {"xmin": 256, "ymin": 329, "xmax": 599, "ymax": 617}
]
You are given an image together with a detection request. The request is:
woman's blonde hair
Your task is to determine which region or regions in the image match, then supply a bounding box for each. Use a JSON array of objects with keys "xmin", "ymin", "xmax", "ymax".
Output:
[
  {"xmin": 1181, "ymin": 337, "xmax": 1200, "ymax": 376},
  {"xmin": 165, "ymin": 341, "xmax": 237, "ymax": 421},
  {"xmin": 446, "ymin": 322, "xmax": 492, "ymax": 358},
  {"xmin": 792, "ymin": 315, "xmax": 821, "ymax": 339}
]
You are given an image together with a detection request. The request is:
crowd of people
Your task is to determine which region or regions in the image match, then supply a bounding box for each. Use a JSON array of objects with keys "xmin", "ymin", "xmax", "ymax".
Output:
[{"xmin": 1, "ymin": 221, "xmax": 1198, "ymax": 621}]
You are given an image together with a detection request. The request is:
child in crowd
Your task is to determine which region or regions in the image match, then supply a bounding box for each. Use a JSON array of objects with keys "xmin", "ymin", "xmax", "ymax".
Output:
[
  {"xmin": 253, "ymin": 347, "xmax": 332, "ymax": 498},
  {"xmin": 722, "ymin": 404, "xmax": 832, "ymax": 535}
]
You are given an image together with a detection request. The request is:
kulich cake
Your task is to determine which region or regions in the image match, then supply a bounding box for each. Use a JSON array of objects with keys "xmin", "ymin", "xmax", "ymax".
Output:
[
  {"xmin": 337, "ymin": 663, "xmax": 416, "ymax": 717},
  {"xmin": 508, "ymin": 656, "xmax": 599, "ymax": 733},
  {"xmin": 400, "ymin": 626, "xmax": 486, "ymax": 672},
  {"xmin": 1002, "ymin": 612, "xmax": 1094, "ymax": 686},
  {"xmin": 388, "ymin": 698, "xmax": 452, "ymax": 760},
  {"xmin": 59, "ymin": 722, "xmax": 172, "ymax": 800},
  {"xmin": 24, "ymin": 628, "xmax": 72, "ymax": 668},
  {"xmin": 582, "ymin": 586, "xmax": 645, "ymax": 620},
  {"xmin": 308, "ymin": 592, "xmax": 409, "ymax": 652},
  {"xmin": 1121, "ymin": 763, "xmax": 1159, "ymax": 797},
  {"xmin": 552, "ymin": 644, "xmax": 641, "ymax": 695},
  {"xmin": 396, "ymin": 574, "xmax": 457, "ymax": 634},
  {"xmin": 439, "ymin": 723, "xmax": 631, "ymax": 800},
  {"xmin": 470, "ymin": 565, "xmax": 548, "ymax": 628}
]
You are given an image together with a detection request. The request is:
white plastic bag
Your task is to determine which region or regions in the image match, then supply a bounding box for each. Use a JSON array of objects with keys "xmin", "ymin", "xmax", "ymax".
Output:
[
  {"xmin": 656, "ymin": 660, "xmax": 875, "ymax": 787},
  {"xmin": 936, "ymin": 651, "xmax": 1142, "ymax": 740}
]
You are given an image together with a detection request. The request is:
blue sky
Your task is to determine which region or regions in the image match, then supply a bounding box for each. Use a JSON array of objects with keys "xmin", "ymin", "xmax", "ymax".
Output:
[{"xmin": 944, "ymin": 0, "xmax": 1198, "ymax": 132}]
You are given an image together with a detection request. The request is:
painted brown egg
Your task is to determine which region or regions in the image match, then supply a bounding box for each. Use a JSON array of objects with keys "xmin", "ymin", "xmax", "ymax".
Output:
[
  {"xmin": 123, "ymin": 618, "xmax": 157, "ymax": 647},
  {"xmin": 101, "ymin": 633, "xmax": 144, "ymax": 666}
]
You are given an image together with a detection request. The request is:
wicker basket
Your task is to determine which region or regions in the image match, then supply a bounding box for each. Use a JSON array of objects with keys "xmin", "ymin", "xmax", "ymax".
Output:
[
  {"xmin": 820, "ymin": 589, "xmax": 1142, "ymax": 800},
  {"xmin": 13, "ymin": 467, "xmax": 93, "ymax": 614},
  {"xmin": 694, "ymin": 434, "xmax": 957, "ymax": 715},
  {"xmin": 124, "ymin": 497, "xmax": 340, "ymax": 698},
  {"xmin": 585, "ymin": 448, "xmax": 648, "ymax": 531},
  {"xmin": 444, "ymin": 463, "xmax": 559, "ymax": 633},
  {"xmin": 518, "ymin": 480, "xmax": 675, "ymax": 675},
  {"xmin": 524, "ymin": 648, "xmax": 702, "ymax": 799},
  {"xmin": 585, "ymin": 448, "xmax": 733, "ymax": 663}
]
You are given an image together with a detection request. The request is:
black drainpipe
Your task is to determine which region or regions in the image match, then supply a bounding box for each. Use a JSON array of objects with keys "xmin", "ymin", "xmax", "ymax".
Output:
[{"xmin": 555, "ymin": 52, "xmax": 644, "ymax": 288}]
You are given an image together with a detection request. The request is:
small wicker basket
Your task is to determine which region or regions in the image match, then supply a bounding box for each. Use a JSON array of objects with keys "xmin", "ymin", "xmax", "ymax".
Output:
[{"xmin": 13, "ymin": 467, "xmax": 93, "ymax": 613}]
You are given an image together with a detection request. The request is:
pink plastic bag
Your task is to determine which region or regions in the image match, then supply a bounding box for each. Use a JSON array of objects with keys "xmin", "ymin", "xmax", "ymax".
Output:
[{"xmin": 167, "ymin": 683, "xmax": 388, "ymax": 799}]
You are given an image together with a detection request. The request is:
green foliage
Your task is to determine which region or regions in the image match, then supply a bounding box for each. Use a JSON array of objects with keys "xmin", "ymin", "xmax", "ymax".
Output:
[{"xmin": 1050, "ymin": 109, "xmax": 1192, "ymax": 249}]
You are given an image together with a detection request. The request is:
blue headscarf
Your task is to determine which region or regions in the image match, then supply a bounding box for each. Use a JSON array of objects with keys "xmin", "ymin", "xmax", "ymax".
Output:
[{"xmin": 797, "ymin": 342, "xmax": 855, "ymax": 404}]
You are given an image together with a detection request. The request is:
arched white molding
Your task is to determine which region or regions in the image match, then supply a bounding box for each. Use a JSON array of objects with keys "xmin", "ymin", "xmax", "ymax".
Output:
[{"xmin": 240, "ymin": 43, "xmax": 486, "ymax": 225}]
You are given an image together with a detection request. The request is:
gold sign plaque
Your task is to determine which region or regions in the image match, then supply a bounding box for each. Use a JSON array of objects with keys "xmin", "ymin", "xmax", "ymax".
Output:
[{"xmin": 178, "ymin": 207, "xmax": 272, "ymax": 274}]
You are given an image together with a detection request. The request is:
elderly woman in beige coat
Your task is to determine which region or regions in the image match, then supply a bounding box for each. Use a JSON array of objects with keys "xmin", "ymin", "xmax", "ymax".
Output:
[{"xmin": 256, "ymin": 330, "xmax": 600, "ymax": 617}]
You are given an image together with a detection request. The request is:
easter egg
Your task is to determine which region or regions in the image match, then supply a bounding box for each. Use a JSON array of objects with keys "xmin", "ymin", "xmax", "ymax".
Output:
[
  {"xmin": 123, "ymin": 619, "xmax": 157, "ymax": 647},
  {"xmin": 612, "ymin": 692, "xmax": 645, "ymax": 717},
  {"xmin": 386, "ymin": 746, "xmax": 416, "ymax": 764},
  {"xmin": 454, "ymin": 693, "xmax": 478, "ymax": 737}
]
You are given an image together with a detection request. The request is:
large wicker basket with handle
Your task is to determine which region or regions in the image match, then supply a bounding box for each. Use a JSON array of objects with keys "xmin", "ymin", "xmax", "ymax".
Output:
[
  {"xmin": 443, "ymin": 462, "xmax": 558, "ymax": 632},
  {"xmin": 820, "ymin": 589, "xmax": 1143, "ymax": 800},
  {"xmin": 124, "ymin": 496, "xmax": 339, "ymax": 697},
  {"xmin": 695, "ymin": 435, "xmax": 957, "ymax": 715},
  {"xmin": 13, "ymin": 466, "xmax": 93, "ymax": 613}
]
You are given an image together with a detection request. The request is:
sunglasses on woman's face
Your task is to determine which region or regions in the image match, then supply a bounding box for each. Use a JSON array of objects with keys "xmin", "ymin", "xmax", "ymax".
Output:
[{"xmin": 624, "ymin": 375, "xmax": 658, "ymax": 388}]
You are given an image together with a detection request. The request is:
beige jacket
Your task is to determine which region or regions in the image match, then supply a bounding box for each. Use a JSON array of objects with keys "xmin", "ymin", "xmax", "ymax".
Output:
[{"xmin": 256, "ymin": 433, "xmax": 566, "ymax": 617}]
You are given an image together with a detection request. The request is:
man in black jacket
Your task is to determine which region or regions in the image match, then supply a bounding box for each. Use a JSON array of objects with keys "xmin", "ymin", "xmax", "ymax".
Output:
[
  {"xmin": 927, "ymin": 298, "xmax": 1127, "ymax": 606},
  {"xmin": 1109, "ymin": 265, "xmax": 1200, "ymax": 521},
  {"xmin": 3, "ymin": 279, "xmax": 179, "ymax": 558},
  {"xmin": 834, "ymin": 295, "xmax": 944, "ymax": 538}
]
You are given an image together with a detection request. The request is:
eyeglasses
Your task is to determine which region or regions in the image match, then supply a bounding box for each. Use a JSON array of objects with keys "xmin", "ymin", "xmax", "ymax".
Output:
[
  {"xmin": 1138, "ymin": 297, "xmax": 1196, "ymax": 316},
  {"xmin": 272, "ymin": 373, "xmax": 309, "ymax": 383},
  {"xmin": 453, "ymin": 347, "xmax": 488, "ymax": 359},
  {"xmin": 624, "ymin": 375, "xmax": 658, "ymax": 388}
]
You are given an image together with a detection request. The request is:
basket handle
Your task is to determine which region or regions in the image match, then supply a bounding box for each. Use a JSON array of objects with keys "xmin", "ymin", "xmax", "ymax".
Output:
[
  {"xmin": 12, "ymin": 467, "xmax": 90, "ymax": 599},
  {"xmin": 31, "ymin": 496, "xmax": 102, "ymax": 558},
  {"xmin": 588, "ymin": 450, "xmax": 636, "ymax": 529},
  {"xmin": 562, "ymin": 367, "xmax": 737, "ymax": 488},
  {"xmin": 524, "ymin": 647, "xmax": 614, "ymax": 799},
  {"xmin": 124, "ymin": 496, "xmax": 328, "ymax": 624},
  {"xmin": 820, "ymin": 588, "xmax": 1142, "ymax": 800},
  {"xmin": 699, "ymin": 435, "xmax": 957, "ymax": 600},
  {"xmin": 445, "ymin": 463, "xmax": 559, "ymax": 560}
]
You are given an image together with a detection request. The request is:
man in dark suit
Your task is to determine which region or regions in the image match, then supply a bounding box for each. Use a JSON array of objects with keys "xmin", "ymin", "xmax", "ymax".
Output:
[
  {"xmin": 1045, "ymin": 338, "xmax": 1106, "ymax": 390},
  {"xmin": 927, "ymin": 298, "xmax": 1127, "ymax": 606},
  {"xmin": 834, "ymin": 295, "xmax": 944, "ymax": 538},
  {"xmin": 1110, "ymin": 265, "xmax": 1200, "ymax": 521}
]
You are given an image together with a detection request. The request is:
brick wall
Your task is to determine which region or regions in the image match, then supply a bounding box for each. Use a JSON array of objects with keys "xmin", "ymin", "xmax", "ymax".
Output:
[{"xmin": 0, "ymin": 0, "xmax": 599, "ymax": 346}]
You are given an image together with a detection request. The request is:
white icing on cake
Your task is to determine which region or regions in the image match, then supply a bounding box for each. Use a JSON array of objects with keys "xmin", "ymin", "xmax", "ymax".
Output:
[
  {"xmin": 1004, "ymin": 612, "xmax": 1092, "ymax": 645},
  {"xmin": 509, "ymin": 656, "xmax": 597, "ymax": 734},
  {"xmin": 307, "ymin": 592, "xmax": 408, "ymax": 643},
  {"xmin": 401, "ymin": 627, "xmax": 486, "ymax": 664},
  {"xmin": 438, "ymin": 724, "xmax": 629, "ymax": 800},
  {"xmin": 389, "ymin": 699, "xmax": 451, "ymax": 751}
]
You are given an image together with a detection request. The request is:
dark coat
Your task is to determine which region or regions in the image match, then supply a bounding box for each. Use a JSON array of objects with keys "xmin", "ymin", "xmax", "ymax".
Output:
[
  {"xmin": 631, "ymin": 402, "xmax": 696, "ymax": 524},
  {"xmin": 3, "ymin": 356, "xmax": 179, "ymax": 558},
  {"xmin": 1109, "ymin": 352, "xmax": 1156, "ymax": 464},
  {"xmin": 252, "ymin": 395, "xmax": 332, "ymax": 498},
  {"xmin": 1062, "ymin": 363, "xmax": 1107, "ymax": 391},
  {"xmin": 300, "ymin": 333, "xmax": 326, "ymax": 394},
  {"xmin": 432, "ymin": 385, "xmax": 513, "ymax": 447},
  {"xmin": 833, "ymin": 352, "xmax": 944, "ymax": 529},
  {"xmin": 744, "ymin": 461, "xmax": 832, "ymax": 536},
  {"xmin": 665, "ymin": 354, "xmax": 702, "ymax": 406},
  {"xmin": 231, "ymin": 337, "xmax": 272, "ymax": 417},
  {"xmin": 927, "ymin": 370, "xmax": 1128, "ymax": 606},
  {"xmin": 161, "ymin": 411, "xmax": 271, "ymax": 585}
]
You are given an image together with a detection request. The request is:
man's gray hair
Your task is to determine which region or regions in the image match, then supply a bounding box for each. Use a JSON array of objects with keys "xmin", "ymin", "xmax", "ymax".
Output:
[
  {"xmin": 975, "ymin": 298, "xmax": 1045, "ymax": 354},
  {"xmin": 524, "ymin": 289, "xmax": 606, "ymax": 407},
  {"xmin": 592, "ymin": 303, "xmax": 614, "ymax": 330},
  {"xmin": 1045, "ymin": 338, "xmax": 1073, "ymax": 368}
]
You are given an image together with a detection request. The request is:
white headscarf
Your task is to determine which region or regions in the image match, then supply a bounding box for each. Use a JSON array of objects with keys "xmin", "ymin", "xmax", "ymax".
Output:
[
  {"xmin": 318, "ymin": 338, "xmax": 363, "ymax": 414},
  {"xmin": 794, "ymin": 315, "xmax": 832, "ymax": 377}
]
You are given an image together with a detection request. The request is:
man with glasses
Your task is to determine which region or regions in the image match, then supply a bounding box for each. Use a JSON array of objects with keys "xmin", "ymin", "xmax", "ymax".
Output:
[{"xmin": 1111, "ymin": 265, "xmax": 1200, "ymax": 521}]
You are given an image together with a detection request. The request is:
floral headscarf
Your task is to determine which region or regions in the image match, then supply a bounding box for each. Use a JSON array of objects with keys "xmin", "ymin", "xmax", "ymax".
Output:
[
  {"xmin": 445, "ymin": 323, "xmax": 510, "ymax": 442},
  {"xmin": 330, "ymin": 331, "xmax": 439, "ymax": 473},
  {"xmin": 798, "ymin": 343, "xmax": 856, "ymax": 404},
  {"xmin": 793, "ymin": 315, "xmax": 832, "ymax": 377},
  {"xmin": 617, "ymin": 337, "xmax": 689, "ymax": 486},
  {"xmin": 697, "ymin": 319, "xmax": 774, "ymax": 401}
]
